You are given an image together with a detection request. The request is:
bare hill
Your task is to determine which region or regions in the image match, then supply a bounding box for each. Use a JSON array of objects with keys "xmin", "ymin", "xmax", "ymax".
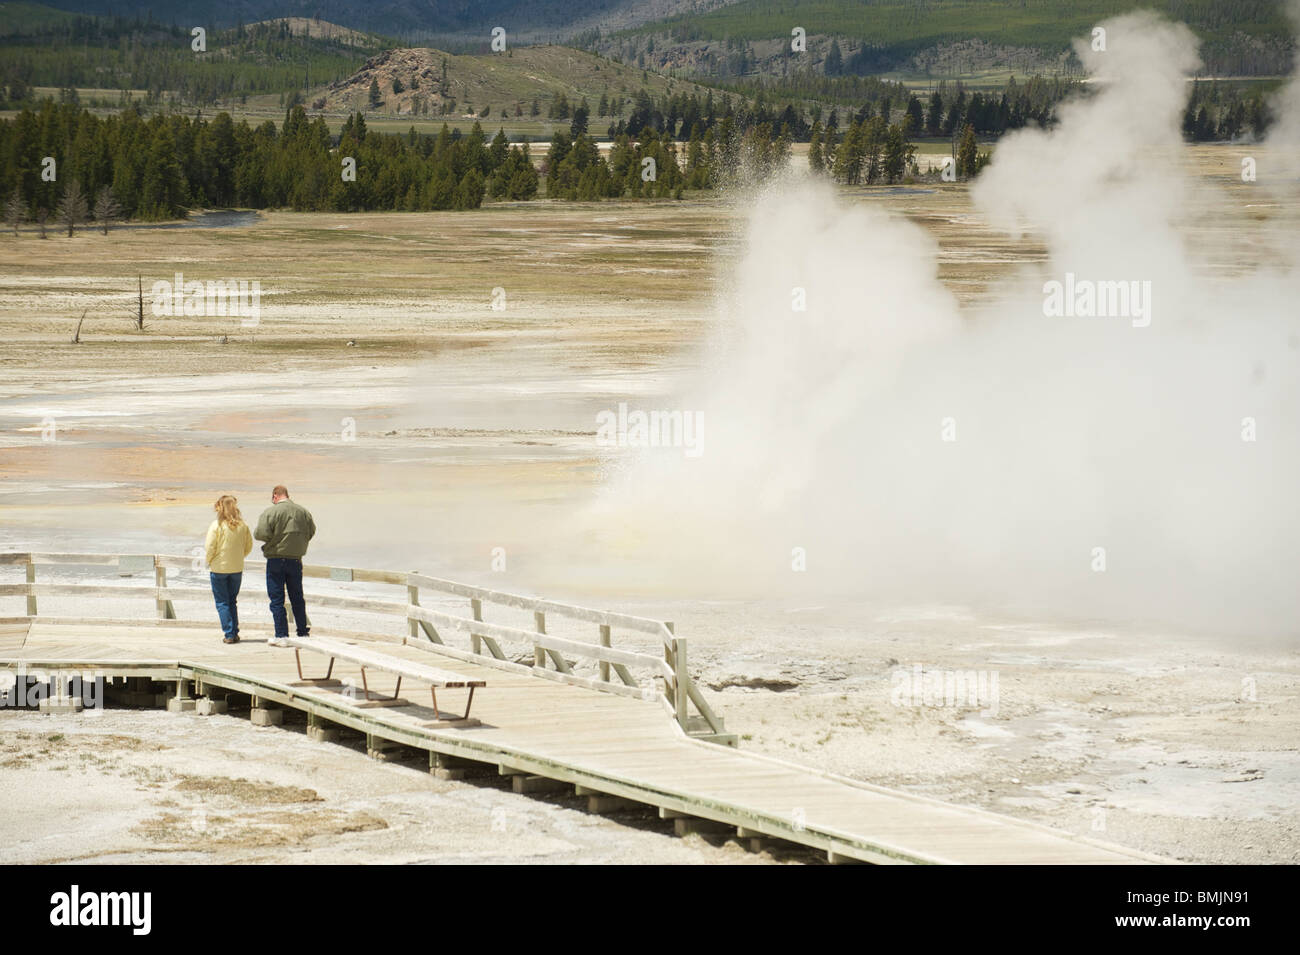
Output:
[{"xmin": 321, "ymin": 44, "xmax": 721, "ymax": 118}]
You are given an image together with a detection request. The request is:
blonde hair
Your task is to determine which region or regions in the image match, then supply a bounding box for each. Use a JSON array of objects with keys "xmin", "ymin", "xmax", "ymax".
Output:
[{"xmin": 213, "ymin": 495, "xmax": 244, "ymax": 529}]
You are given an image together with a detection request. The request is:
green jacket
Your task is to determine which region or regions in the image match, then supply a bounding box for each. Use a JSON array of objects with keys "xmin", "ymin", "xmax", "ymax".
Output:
[{"xmin": 254, "ymin": 499, "xmax": 316, "ymax": 559}]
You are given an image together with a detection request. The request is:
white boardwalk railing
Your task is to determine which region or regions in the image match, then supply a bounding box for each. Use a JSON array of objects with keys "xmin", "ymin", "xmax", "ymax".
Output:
[{"xmin": 0, "ymin": 551, "xmax": 732, "ymax": 744}]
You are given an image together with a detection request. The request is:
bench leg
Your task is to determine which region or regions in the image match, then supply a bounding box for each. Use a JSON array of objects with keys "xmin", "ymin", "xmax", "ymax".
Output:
[
  {"xmin": 429, "ymin": 686, "xmax": 474, "ymax": 721},
  {"xmin": 294, "ymin": 649, "xmax": 335, "ymax": 682},
  {"xmin": 360, "ymin": 667, "xmax": 401, "ymax": 702}
]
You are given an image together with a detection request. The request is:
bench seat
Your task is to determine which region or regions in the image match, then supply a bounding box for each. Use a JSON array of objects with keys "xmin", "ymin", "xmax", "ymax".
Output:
[{"xmin": 287, "ymin": 635, "xmax": 484, "ymax": 721}]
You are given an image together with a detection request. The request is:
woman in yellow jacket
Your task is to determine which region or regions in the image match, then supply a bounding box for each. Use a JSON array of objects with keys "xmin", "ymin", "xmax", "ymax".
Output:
[{"xmin": 205, "ymin": 495, "xmax": 254, "ymax": 644}]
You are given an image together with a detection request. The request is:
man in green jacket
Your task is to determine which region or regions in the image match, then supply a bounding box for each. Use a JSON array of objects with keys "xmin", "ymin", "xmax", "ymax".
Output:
[{"xmin": 254, "ymin": 484, "xmax": 316, "ymax": 647}]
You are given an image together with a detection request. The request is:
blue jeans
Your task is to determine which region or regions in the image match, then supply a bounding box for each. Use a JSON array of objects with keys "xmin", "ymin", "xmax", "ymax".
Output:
[
  {"xmin": 210, "ymin": 572, "xmax": 242, "ymax": 639},
  {"xmin": 266, "ymin": 557, "xmax": 308, "ymax": 639}
]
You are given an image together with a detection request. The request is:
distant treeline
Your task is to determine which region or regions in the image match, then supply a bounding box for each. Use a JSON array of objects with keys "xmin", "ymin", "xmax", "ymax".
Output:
[
  {"xmin": 0, "ymin": 101, "xmax": 799, "ymax": 221},
  {"xmin": 545, "ymin": 118, "xmax": 796, "ymax": 199},
  {"xmin": 1181, "ymin": 79, "xmax": 1278, "ymax": 141},
  {"xmin": 638, "ymin": 73, "xmax": 1278, "ymax": 143},
  {"xmin": 597, "ymin": 77, "xmax": 1077, "ymax": 143},
  {"xmin": 0, "ymin": 103, "xmax": 538, "ymax": 220}
]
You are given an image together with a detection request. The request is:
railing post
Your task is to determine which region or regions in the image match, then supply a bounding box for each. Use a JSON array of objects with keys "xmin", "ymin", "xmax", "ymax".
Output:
[
  {"xmin": 155, "ymin": 562, "xmax": 164, "ymax": 619},
  {"xmin": 533, "ymin": 611, "xmax": 546, "ymax": 668},
  {"xmin": 155, "ymin": 558, "xmax": 176, "ymax": 620},
  {"xmin": 25, "ymin": 556, "xmax": 36, "ymax": 617},
  {"xmin": 598, "ymin": 624, "xmax": 611, "ymax": 682},
  {"xmin": 407, "ymin": 573, "xmax": 419, "ymax": 639},
  {"xmin": 669, "ymin": 624, "xmax": 688, "ymax": 731},
  {"xmin": 471, "ymin": 598, "xmax": 483, "ymax": 655}
]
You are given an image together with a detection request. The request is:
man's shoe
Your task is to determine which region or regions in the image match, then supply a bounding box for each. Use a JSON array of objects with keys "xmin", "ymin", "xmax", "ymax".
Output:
[
  {"xmin": 269, "ymin": 637, "xmax": 290, "ymax": 648},
  {"xmin": 223, "ymin": 636, "xmax": 237, "ymax": 644}
]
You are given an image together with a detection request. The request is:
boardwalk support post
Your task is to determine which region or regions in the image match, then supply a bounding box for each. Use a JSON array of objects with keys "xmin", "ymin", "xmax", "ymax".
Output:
[
  {"xmin": 250, "ymin": 695, "xmax": 282, "ymax": 726},
  {"xmin": 166, "ymin": 678, "xmax": 196, "ymax": 713},
  {"xmin": 306, "ymin": 712, "xmax": 338, "ymax": 742}
]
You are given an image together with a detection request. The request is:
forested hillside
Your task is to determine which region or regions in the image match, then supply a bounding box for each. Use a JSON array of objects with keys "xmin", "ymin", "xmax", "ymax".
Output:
[
  {"xmin": 596, "ymin": 0, "xmax": 1297, "ymax": 78},
  {"xmin": 16, "ymin": 0, "xmax": 722, "ymax": 37},
  {"xmin": 0, "ymin": 11, "xmax": 387, "ymax": 104}
]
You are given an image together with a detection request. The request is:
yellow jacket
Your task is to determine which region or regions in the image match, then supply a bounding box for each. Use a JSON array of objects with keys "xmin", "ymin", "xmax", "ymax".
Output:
[{"xmin": 205, "ymin": 519, "xmax": 253, "ymax": 574}]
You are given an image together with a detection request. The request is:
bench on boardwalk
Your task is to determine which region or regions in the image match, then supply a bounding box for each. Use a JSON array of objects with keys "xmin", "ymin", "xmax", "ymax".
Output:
[{"xmin": 286, "ymin": 636, "xmax": 484, "ymax": 726}]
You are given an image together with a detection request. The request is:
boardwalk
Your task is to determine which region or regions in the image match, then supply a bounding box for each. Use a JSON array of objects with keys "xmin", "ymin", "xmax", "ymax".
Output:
[{"xmin": 0, "ymin": 553, "xmax": 1167, "ymax": 865}]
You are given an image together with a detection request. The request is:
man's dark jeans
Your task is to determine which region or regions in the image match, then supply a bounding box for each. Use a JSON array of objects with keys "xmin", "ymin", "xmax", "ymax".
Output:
[
  {"xmin": 266, "ymin": 557, "xmax": 308, "ymax": 639},
  {"xmin": 210, "ymin": 571, "xmax": 242, "ymax": 639}
]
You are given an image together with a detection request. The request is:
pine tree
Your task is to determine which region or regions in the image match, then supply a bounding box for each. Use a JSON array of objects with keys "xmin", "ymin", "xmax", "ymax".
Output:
[
  {"xmin": 455, "ymin": 167, "xmax": 485, "ymax": 209},
  {"xmin": 944, "ymin": 90, "xmax": 966, "ymax": 138},
  {"xmin": 571, "ymin": 102, "xmax": 589, "ymax": 137},
  {"xmin": 832, "ymin": 121, "xmax": 863, "ymax": 184},
  {"xmin": 825, "ymin": 39, "xmax": 843, "ymax": 77},
  {"xmin": 808, "ymin": 122, "xmax": 824, "ymax": 174},
  {"xmin": 926, "ymin": 91, "xmax": 943, "ymax": 137},
  {"xmin": 368, "ymin": 77, "xmax": 382, "ymax": 109},
  {"xmin": 139, "ymin": 126, "xmax": 187, "ymax": 220},
  {"xmin": 490, "ymin": 128, "xmax": 509, "ymax": 167},
  {"xmin": 957, "ymin": 124, "xmax": 978, "ymax": 179},
  {"xmin": 906, "ymin": 96, "xmax": 924, "ymax": 135},
  {"xmin": 883, "ymin": 123, "xmax": 913, "ymax": 184},
  {"xmin": 428, "ymin": 166, "xmax": 456, "ymax": 209},
  {"xmin": 506, "ymin": 144, "xmax": 539, "ymax": 199},
  {"xmin": 862, "ymin": 117, "xmax": 886, "ymax": 184},
  {"xmin": 773, "ymin": 124, "xmax": 792, "ymax": 173}
]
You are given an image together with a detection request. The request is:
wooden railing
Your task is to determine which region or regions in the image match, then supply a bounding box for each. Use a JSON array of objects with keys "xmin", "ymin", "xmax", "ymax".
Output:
[{"xmin": 0, "ymin": 551, "xmax": 732, "ymax": 744}]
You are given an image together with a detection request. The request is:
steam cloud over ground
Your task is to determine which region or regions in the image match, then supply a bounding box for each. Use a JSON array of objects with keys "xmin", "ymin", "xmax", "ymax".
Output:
[{"xmin": 589, "ymin": 12, "xmax": 1300, "ymax": 638}]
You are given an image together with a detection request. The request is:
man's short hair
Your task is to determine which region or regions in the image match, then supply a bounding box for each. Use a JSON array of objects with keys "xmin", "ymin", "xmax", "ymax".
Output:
[{"xmin": 272, "ymin": 485, "xmax": 289, "ymax": 498}]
